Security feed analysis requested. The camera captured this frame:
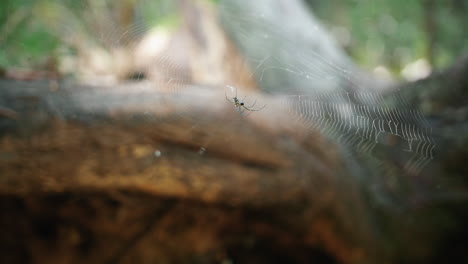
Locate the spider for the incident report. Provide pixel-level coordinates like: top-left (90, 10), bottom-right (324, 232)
top-left (225, 85), bottom-right (266, 114)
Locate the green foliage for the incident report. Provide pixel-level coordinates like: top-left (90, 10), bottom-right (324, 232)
top-left (0, 0), bottom-right (58, 67)
top-left (308, 0), bottom-right (468, 72)
top-left (0, 0), bottom-right (181, 70)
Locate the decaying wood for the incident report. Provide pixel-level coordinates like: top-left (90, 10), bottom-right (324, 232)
top-left (0, 80), bottom-right (376, 263)
top-left (1, 55), bottom-right (466, 262)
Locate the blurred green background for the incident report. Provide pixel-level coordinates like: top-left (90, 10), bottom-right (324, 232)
top-left (0, 0), bottom-right (180, 75)
top-left (308, 0), bottom-right (468, 73)
top-left (0, 0), bottom-right (466, 78)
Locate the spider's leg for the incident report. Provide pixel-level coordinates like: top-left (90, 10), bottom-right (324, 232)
top-left (255, 104), bottom-right (267, 111)
top-left (225, 92), bottom-right (231, 103)
top-left (247, 99), bottom-right (258, 108)
top-left (242, 106), bottom-right (253, 111)
top-left (243, 104), bottom-right (266, 112)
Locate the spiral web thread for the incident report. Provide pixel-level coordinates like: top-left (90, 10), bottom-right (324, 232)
top-left (283, 92), bottom-right (435, 176)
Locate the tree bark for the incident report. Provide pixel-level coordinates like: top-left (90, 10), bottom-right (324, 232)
top-left (0, 80), bottom-right (375, 263)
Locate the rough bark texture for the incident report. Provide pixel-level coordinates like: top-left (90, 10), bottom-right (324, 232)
top-left (0, 80), bottom-right (374, 264)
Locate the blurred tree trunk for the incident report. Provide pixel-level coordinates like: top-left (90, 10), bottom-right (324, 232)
top-left (0, 55), bottom-right (466, 263)
top-left (0, 80), bottom-right (373, 264)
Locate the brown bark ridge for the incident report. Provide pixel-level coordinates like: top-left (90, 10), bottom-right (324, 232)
top-left (0, 80), bottom-right (375, 264)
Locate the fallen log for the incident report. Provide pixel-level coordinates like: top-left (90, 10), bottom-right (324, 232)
top-left (0, 80), bottom-right (374, 263)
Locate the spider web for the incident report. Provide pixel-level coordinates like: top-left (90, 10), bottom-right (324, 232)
top-left (283, 92), bottom-right (435, 176)
top-left (218, 0), bottom-right (436, 176)
top-left (13, 0), bottom-right (437, 176)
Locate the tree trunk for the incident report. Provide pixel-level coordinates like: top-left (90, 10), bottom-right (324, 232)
top-left (0, 79), bottom-right (375, 263)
